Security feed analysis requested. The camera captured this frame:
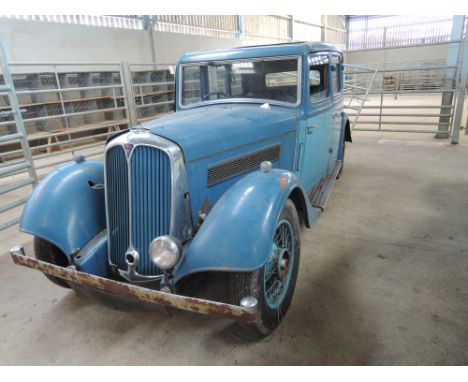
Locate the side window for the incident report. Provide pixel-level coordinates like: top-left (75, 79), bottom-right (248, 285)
top-left (309, 54), bottom-right (329, 102)
top-left (331, 55), bottom-right (343, 94)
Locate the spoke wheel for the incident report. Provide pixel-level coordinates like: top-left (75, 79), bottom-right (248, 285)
top-left (264, 220), bottom-right (295, 310)
top-left (229, 199), bottom-right (301, 340)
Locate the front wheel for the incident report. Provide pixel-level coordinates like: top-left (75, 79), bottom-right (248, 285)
top-left (34, 237), bottom-right (71, 288)
top-left (229, 199), bottom-right (301, 339)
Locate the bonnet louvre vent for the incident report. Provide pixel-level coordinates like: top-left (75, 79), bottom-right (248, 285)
top-left (207, 144), bottom-right (280, 187)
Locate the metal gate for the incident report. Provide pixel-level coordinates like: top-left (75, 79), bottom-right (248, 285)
top-left (0, 39), bottom-right (38, 231)
top-left (0, 57), bottom-right (177, 231)
top-left (343, 61), bottom-right (458, 134)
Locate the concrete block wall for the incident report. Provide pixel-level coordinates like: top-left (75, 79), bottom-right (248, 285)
top-left (0, 16), bottom-right (347, 67)
top-left (0, 17), bottom-right (241, 66)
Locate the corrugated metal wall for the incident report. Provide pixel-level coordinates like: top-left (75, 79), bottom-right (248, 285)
top-left (348, 16), bottom-right (454, 50)
top-left (2, 15), bottom-right (346, 46)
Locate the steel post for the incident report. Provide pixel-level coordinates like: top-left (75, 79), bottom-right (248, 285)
top-left (120, 61), bottom-right (138, 127)
top-left (237, 15), bottom-right (245, 40)
top-left (451, 22), bottom-right (468, 144)
top-left (436, 15), bottom-right (465, 138)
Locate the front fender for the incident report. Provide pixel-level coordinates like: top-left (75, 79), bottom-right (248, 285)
top-left (20, 160), bottom-right (105, 259)
top-left (174, 169), bottom-right (321, 283)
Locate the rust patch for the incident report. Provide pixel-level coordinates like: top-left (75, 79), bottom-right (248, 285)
top-left (11, 252), bottom-right (257, 322)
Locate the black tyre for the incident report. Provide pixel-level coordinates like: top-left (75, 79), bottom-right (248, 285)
top-left (337, 137), bottom-right (346, 179)
top-left (34, 237), bottom-right (71, 289)
top-left (229, 199), bottom-right (301, 340)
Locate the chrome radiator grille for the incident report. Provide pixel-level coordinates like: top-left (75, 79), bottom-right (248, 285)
top-left (130, 146), bottom-right (171, 275)
top-left (106, 145), bottom-right (130, 271)
top-left (105, 144), bottom-right (172, 276)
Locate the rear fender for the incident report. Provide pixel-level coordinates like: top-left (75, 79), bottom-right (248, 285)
top-left (338, 116), bottom-right (351, 162)
top-left (20, 160), bottom-right (106, 260)
top-left (174, 169), bottom-right (321, 283)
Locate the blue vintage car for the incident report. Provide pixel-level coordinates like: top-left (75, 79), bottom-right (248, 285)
top-left (11, 42), bottom-right (351, 338)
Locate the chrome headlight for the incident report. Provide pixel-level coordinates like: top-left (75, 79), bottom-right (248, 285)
top-left (149, 236), bottom-right (181, 270)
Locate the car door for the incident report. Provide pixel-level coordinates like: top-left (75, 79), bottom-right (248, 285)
top-left (328, 53), bottom-right (344, 171)
top-left (299, 53), bottom-right (332, 192)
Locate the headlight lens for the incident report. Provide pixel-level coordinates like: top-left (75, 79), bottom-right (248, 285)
top-left (149, 236), bottom-right (181, 270)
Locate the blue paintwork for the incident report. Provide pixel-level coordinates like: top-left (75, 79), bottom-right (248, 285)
top-left (173, 169), bottom-right (321, 283)
top-left (74, 235), bottom-right (109, 277)
top-left (20, 160), bottom-right (105, 259)
top-left (142, 104), bottom-right (299, 226)
top-left (143, 104), bottom-right (299, 163)
top-left (178, 42), bottom-right (341, 65)
top-left (20, 42), bottom-right (349, 289)
top-left (183, 132), bottom-right (296, 226)
top-left (168, 44), bottom-right (347, 280)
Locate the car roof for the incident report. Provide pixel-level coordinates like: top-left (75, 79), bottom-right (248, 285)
top-left (178, 42), bottom-right (341, 64)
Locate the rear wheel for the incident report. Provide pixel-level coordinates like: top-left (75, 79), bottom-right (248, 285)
top-left (229, 199), bottom-right (300, 340)
top-left (34, 237), bottom-right (71, 288)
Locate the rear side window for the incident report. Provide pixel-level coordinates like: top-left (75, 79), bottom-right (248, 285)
top-left (309, 54), bottom-right (329, 102)
top-left (331, 54), bottom-right (343, 94)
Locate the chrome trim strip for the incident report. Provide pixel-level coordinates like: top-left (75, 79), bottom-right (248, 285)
top-left (104, 129), bottom-right (192, 281)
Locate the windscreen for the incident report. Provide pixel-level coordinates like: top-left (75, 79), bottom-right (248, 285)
top-left (181, 57), bottom-right (300, 107)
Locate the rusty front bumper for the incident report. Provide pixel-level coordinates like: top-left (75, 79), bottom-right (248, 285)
top-left (10, 246), bottom-right (258, 322)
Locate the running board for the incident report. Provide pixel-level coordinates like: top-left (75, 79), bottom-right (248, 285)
top-left (308, 160), bottom-right (342, 211)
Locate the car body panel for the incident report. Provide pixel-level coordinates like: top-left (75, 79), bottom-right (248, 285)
top-left (16, 42), bottom-right (350, 313)
top-left (178, 42), bottom-right (341, 65)
top-left (20, 161), bottom-right (105, 259)
top-left (144, 103), bottom-right (299, 162)
top-left (173, 168), bottom-right (321, 283)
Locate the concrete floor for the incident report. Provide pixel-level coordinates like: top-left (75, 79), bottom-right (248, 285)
top-left (0, 131), bottom-right (467, 365)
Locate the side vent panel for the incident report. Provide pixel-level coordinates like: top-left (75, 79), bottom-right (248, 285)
top-left (207, 145), bottom-right (281, 187)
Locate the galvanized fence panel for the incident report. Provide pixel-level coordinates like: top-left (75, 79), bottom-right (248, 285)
top-left (129, 63), bottom-right (176, 124)
top-left (0, 62), bottom-right (130, 172)
top-left (0, 42), bottom-right (38, 231)
top-left (0, 59), bottom-right (182, 231)
top-left (344, 61), bottom-right (458, 134)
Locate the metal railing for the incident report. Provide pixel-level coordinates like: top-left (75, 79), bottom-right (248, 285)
top-left (343, 64), bottom-right (378, 131)
top-left (0, 57), bottom-right (180, 231)
top-left (0, 62), bottom-right (130, 173)
top-left (0, 40), bottom-right (38, 231)
top-left (129, 63), bottom-right (176, 124)
top-left (343, 61), bottom-right (458, 133)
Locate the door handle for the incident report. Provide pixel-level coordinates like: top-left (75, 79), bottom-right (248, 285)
top-left (307, 123), bottom-right (317, 134)
top-left (332, 112), bottom-right (342, 119)
top-left (295, 143), bottom-right (304, 172)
